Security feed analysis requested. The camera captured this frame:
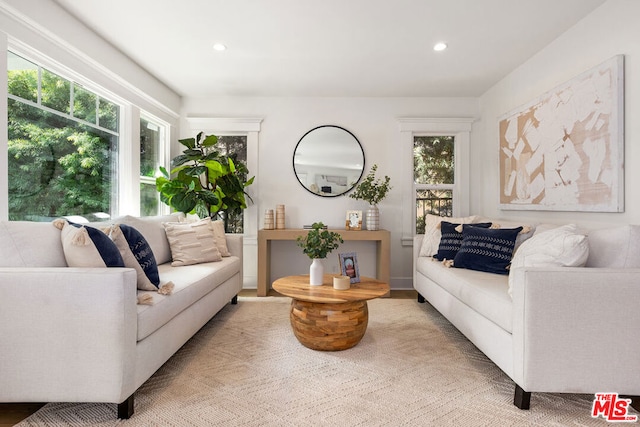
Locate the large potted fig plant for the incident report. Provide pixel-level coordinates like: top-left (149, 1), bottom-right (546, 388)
top-left (156, 132), bottom-right (254, 231)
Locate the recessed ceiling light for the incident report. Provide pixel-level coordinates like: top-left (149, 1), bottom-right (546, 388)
top-left (213, 43), bottom-right (227, 51)
top-left (433, 42), bottom-right (448, 52)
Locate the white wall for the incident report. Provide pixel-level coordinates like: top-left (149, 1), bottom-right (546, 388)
top-left (0, 0), bottom-right (181, 118)
top-left (474, 0), bottom-right (640, 229)
top-left (181, 97), bottom-right (479, 289)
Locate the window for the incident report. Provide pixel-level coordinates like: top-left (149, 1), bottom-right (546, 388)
top-left (212, 135), bottom-right (248, 233)
top-left (7, 51), bottom-right (120, 221)
top-left (398, 118), bottom-right (472, 243)
top-left (185, 117), bottom-right (262, 236)
top-left (414, 136), bottom-right (455, 233)
top-left (140, 116), bottom-right (166, 216)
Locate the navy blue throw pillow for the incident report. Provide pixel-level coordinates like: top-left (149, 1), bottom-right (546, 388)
top-left (433, 222), bottom-right (492, 261)
top-left (453, 226), bottom-right (523, 274)
top-left (120, 224), bottom-right (160, 287)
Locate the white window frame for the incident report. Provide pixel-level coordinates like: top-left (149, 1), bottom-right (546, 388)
top-left (137, 112), bottom-right (171, 216)
top-left (399, 118), bottom-right (474, 245)
top-left (1, 38), bottom-right (178, 220)
top-left (185, 117), bottom-right (262, 237)
top-left (6, 46), bottom-right (127, 219)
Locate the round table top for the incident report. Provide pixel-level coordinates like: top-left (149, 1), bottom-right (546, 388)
top-left (272, 274), bottom-right (389, 303)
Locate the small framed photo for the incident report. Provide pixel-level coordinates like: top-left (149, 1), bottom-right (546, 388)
top-left (345, 210), bottom-right (362, 231)
top-left (339, 252), bottom-right (360, 283)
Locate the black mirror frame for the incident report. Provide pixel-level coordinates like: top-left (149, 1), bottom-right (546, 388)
top-left (292, 125), bottom-right (365, 197)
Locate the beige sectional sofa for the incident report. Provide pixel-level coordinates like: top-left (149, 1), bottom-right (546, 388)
top-left (413, 215), bottom-right (640, 409)
top-left (0, 214), bottom-right (243, 418)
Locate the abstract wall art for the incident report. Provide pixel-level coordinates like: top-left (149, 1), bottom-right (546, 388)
top-left (499, 55), bottom-right (624, 212)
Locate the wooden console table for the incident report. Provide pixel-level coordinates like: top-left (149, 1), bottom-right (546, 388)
top-left (257, 228), bottom-right (390, 297)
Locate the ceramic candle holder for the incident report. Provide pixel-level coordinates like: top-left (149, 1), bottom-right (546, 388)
top-left (333, 275), bottom-right (351, 290)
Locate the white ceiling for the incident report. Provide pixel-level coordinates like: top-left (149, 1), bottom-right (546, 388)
top-left (54, 0), bottom-right (606, 98)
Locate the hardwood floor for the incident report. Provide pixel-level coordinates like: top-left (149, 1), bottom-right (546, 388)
top-left (0, 288), bottom-right (417, 425)
top-left (0, 403), bottom-right (45, 427)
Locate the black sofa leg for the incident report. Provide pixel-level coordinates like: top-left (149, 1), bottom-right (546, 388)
top-left (231, 294), bottom-right (238, 305)
top-left (417, 293), bottom-right (425, 303)
top-left (514, 384), bottom-right (531, 410)
top-left (117, 394), bottom-right (134, 419)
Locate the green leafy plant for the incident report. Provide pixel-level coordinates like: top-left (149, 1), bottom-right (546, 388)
top-left (155, 132), bottom-right (254, 230)
top-left (349, 164), bottom-right (392, 206)
top-left (296, 222), bottom-right (344, 259)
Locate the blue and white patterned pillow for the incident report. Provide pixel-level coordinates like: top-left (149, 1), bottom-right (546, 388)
top-left (120, 224), bottom-right (160, 287)
top-left (103, 224), bottom-right (160, 291)
top-left (434, 221), bottom-right (492, 261)
top-left (453, 225), bottom-right (523, 274)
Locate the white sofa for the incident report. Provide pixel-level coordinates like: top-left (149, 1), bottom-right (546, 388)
top-left (413, 216), bottom-right (640, 409)
top-left (0, 214), bottom-right (243, 418)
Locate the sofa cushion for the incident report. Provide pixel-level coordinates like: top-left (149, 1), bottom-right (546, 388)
top-left (136, 256), bottom-right (241, 340)
top-left (475, 217), bottom-right (536, 254)
top-left (163, 218), bottom-right (222, 266)
top-left (454, 226), bottom-right (522, 275)
top-left (103, 224), bottom-right (160, 291)
top-left (211, 219), bottom-right (231, 257)
top-left (419, 214), bottom-right (478, 258)
top-left (509, 224), bottom-right (589, 297)
top-left (0, 221), bottom-right (67, 267)
top-left (416, 257), bottom-right (512, 333)
top-left (586, 225), bottom-right (640, 268)
top-left (58, 221), bottom-right (125, 268)
top-left (434, 221), bottom-right (492, 261)
top-left (115, 214), bottom-right (183, 265)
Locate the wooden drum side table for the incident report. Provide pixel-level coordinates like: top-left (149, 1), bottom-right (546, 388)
top-left (272, 274), bottom-right (390, 351)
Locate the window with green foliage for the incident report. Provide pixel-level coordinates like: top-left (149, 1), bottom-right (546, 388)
top-left (214, 135), bottom-right (248, 233)
top-left (140, 117), bottom-right (165, 216)
top-left (7, 51), bottom-right (120, 221)
top-left (414, 136), bottom-right (455, 233)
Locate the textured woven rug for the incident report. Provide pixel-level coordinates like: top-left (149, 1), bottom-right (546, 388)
top-left (18, 297), bottom-right (620, 426)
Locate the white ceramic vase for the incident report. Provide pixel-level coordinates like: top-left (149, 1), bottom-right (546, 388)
top-left (366, 205), bottom-right (380, 231)
top-left (309, 258), bottom-right (324, 286)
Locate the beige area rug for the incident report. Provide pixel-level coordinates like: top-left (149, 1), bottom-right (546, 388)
top-left (18, 297), bottom-right (622, 426)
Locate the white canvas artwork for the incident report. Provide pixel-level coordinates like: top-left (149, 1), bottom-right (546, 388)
top-left (499, 55), bottom-right (624, 212)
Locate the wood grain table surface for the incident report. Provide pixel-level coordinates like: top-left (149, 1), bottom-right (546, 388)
top-left (272, 274), bottom-right (389, 303)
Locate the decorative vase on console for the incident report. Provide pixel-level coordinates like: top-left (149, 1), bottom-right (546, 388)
top-left (366, 205), bottom-right (380, 231)
top-left (348, 164), bottom-right (391, 231)
top-left (296, 222), bottom-right (343, 286)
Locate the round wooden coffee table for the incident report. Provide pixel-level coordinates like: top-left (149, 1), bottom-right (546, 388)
top-left (272, 274), bottom-right (390, 351)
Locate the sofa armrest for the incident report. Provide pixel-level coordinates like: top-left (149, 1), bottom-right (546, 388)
top-left (511, 266), bottom-right (640, 394)
top-left (413, 235), bottom-right (424, 286)
top-left (225, 233), bottom-right (243, 260)
top-left (0, 267), bottom-right (138, 402)
top-left (225, 233), bottom-right (243, 287)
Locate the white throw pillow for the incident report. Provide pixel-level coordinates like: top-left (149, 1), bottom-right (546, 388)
top-left (210, 219), bottom-right (231, 257)
top-left (508, 224), bottom-right (589, 297)
top-left (163, 218), bottom-right (222, 266)
top-left (418, 214), bottom-right (477, 258)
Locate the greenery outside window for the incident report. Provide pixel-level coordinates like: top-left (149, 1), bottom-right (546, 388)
top-left (214, 135), bottom-right (248, 233)
top-left (140, 116), bottom-right (166, 216)
top-left (414, 136), bottom-right (455, 234)
top-left (7, 51), bottom-right (120, 222)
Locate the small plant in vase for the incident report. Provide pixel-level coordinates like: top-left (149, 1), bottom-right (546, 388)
top-left (348, 164), bottom-right (392, 230)
top-left (296, 222), bottom-right (343, 286)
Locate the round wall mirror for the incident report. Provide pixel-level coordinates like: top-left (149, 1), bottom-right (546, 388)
top-left (293, 125), bottom-right (365, 197)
